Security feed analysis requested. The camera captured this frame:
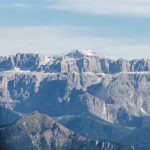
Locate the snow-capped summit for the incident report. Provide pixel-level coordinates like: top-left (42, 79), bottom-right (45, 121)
top-left (65, 49), bottom-right (99, 58)
top-left (79, 49), bottom-right (99, 56)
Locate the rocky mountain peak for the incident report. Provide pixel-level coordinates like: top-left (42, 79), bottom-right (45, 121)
top-left (65, 49), bottom-right (99, 58)
top-left (0, 113), bottom-right (134, 150)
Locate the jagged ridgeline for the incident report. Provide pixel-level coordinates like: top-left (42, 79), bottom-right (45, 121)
top-left (0, 49), bottom-right (150, 73)
top-left (0, 112), bottom-right (133, 150)
top-left (0, 49), bottom-right (150, 150)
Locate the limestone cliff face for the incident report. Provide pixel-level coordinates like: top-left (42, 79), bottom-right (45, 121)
top-left (1, 50), bottom-right (150, 149)
top-left (0, 65), bottom-right (150, 126)
top-left (0, 50), bottom-right (150, 73)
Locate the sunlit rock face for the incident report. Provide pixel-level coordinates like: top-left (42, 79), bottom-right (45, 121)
top-left (1, 50), bottom-right (150, 149)
top-left (0, 50), bottom-right (150, 73)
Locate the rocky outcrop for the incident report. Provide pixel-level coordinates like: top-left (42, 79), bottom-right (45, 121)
top-left (0, 112), bottom-right (134, 150)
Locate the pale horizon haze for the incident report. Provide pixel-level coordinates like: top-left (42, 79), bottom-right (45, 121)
top-left (1, 0), bottom-right (150, 59)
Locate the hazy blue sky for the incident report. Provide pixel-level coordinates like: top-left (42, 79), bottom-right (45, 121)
top-left (1, 0), bottom-right (150, 58)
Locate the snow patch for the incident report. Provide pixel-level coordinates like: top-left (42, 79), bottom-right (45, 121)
top-left (118, 71), bottom-right (150, 75)
top-left (58, 97), bottom-right (63, 103)
top-left (39, 56), bottom-right (50, 66)
top-left (140, 108), bottom-right (149, 116)
top-left (79, 49), bottom-right (98, 56)
top-left (66, 49), bottom-right (99, 58)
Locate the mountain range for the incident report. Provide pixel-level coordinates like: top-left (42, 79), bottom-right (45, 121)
top-left (1, 49), bottom-right (150, 149)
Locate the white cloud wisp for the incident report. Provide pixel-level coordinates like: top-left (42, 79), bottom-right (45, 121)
top-left (0, 26), bottom-right (150, 59)
top-left (48, 0), bottom-right (150, 17)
